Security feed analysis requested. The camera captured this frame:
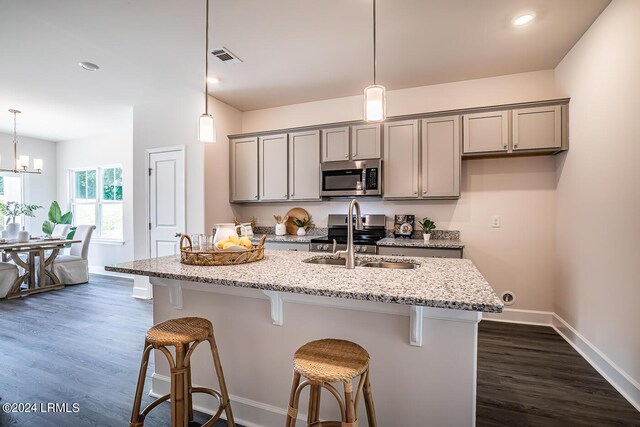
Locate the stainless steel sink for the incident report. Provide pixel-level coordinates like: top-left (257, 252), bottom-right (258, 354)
top-left (304, 257), bottom-right (418, 269)
top-left (360, 261), bottom-right (418, 269)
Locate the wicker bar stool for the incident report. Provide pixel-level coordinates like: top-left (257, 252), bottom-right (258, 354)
top-left (130, 317), bottom-right (235, 427)
top-left (285, 339), bottom-right (377, 427)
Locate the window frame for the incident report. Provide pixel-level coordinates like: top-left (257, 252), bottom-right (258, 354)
top-left (69, 165), bottom-right (124, 242)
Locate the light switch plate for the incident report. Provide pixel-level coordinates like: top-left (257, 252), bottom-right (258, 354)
top-left (491, 215), bottom-right (501, 228)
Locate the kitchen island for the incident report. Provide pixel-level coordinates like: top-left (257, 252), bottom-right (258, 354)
top-left (107, 250), bottom-right (502, 426)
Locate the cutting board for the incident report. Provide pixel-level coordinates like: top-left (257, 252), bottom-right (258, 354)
top-left (285, 207), bottom-right (310, 235)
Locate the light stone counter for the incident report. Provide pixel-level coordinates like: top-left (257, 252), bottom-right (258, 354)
top-left (107, 250), bottom-right (500, 312)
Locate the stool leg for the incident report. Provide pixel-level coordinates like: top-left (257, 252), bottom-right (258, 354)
top-left (208, 335), bottom-right (235, 427)
top-left (185, 343), bottom-right (194, 423)
top-left (307, 383), bottom-right (321, 424)
top-left (285, 371), bottom-right (301, 427)
top-left (343, 380), bottom-right (357, 427)
top-left (130, 341), bottom-right (152, 427)
top-left (363, 370), bottom-right (377, 427)
top-left (170, 344), bottom-right (190, 427)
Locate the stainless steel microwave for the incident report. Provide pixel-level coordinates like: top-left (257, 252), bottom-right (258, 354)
top-left (320, 159), bottom-right (382, 197)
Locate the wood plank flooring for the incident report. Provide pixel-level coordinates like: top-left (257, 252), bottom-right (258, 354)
top-left (0, 275), bottom-right (232, 427)
top-left (477, 321), bottom-right (640, 426)
top-left (1, 276), bottom-right (638, 426)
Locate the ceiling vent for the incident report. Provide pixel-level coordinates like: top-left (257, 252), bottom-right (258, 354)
top-left (211, 47), bottom-right (242, 64)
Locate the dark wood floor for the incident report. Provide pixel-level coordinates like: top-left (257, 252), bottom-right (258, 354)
top-left (477, 321), bottom-right (640, 426)
top-left (0, 275), bottom-right (231, 427)
top-left (1, 276), bottom-right (638, 426)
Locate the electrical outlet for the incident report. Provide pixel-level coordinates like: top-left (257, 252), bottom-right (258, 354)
top-left (491, 215), bottom-right (501, 228)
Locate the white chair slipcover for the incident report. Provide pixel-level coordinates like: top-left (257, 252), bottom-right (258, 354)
top-left (0, 262), bottom-right (18, 298)
top-left (51, 224), bottom-right (96, 285)
top-left (51, 224), bottom-right (71, 239)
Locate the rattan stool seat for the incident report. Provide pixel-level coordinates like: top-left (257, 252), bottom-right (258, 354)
top-left (293, 338), bottom-right (370, 383)
top-left (146, 317), bottom-right (212, 347)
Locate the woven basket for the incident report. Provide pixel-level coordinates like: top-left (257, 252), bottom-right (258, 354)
top-left (180, 235), bottom-right (267, 266)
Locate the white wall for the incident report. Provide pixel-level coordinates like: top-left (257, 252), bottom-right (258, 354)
top-left (232, 70), bottom-right (563, 312)
top-left (0, 132), bottom-right (57, 232)
top-left (554, 0), bottom-right (640, 389)
top-left (56, 110), bottom-right (134, 269)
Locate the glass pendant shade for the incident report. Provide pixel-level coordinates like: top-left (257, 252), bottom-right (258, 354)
top-left (33, 158), bottom-right (43, 171)
top-left (364, 84), bottom-right (386, 122)
top-left (18, 155), bottom-right (29, 169)
top-left (198, 114), bottom-right (216, 143)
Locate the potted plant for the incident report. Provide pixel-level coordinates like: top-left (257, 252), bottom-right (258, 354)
top-left (293, 218), bottom-right (310, 236)
top-left (42, 201), bottom-right (75, 239)
top-left (0, 201), bottom-right (42, 239)
top-left (418, 217), bottom-right (436, 241)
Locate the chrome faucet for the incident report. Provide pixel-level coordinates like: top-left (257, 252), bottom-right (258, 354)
top-left (336, 199), bottom-right (363, 269)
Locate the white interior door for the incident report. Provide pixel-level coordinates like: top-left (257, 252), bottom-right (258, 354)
top-left (148, 147), bottom-right (185, 258)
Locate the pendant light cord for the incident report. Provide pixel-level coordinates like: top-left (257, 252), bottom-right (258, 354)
top-left (373, 0), bottom-right (377, 85)
top-left (204, 0), bottom-right (209, 115)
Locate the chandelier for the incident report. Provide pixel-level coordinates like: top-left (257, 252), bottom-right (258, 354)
top-left (1, 109), bottom-right (43, 174)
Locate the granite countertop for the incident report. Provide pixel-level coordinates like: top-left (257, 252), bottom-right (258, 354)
top-left (250, 234), bottom-right (316, 243)
top-left (106, 251), bottom-right (502, 313)
top-left (376, 237), bottom-right (465, 249)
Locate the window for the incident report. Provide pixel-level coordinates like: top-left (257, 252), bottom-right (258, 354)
top-left (70, 166), bottom-right (123, 240)
top-left (0, 174), bottom-right (24, 232)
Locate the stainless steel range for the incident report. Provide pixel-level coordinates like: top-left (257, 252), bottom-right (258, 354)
top-left (310, 214), bottom-right (386, 254)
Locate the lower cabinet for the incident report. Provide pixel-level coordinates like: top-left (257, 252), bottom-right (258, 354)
top-left (377, 246), bottom-right (463, 259)
top-left (264, 242), bottom-right (310, 251)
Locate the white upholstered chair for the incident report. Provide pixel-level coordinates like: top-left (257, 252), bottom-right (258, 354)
top-left (51, 224), bottom-right (71, 239)
top-left (51, 224), bottom-right (96, 285)
top-left (0, 262), bottom-right (18, 298)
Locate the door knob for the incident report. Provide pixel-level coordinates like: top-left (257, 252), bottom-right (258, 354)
top-left (174, 232), bottom-right (182, 237)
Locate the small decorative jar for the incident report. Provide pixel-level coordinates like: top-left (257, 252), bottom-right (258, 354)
top-left (296, 227), bottom-right (306, 236)
top-left (275, 223), bottom-right (286, 236)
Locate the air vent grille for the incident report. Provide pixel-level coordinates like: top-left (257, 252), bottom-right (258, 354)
top-left (211, 47), bottom-right (242, 64)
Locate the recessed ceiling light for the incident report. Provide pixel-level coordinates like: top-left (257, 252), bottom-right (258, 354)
top-left (207, 77), bottom-right (220, 84)
top-left (78, 61), bottom-right (100, 71)
top-left (512, 13), bottom-right (536, 26)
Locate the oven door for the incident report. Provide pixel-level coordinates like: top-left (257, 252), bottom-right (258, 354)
top-left (321, 160), bottom-right (381, 197)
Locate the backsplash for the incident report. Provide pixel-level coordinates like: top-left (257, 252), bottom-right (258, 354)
top-left (253, 225), bottom-right (459, 240)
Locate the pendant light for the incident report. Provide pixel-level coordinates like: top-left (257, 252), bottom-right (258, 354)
top-left (364, 0), bottom-right (386, 122)
top-left (0, 109), bottom-right (43, 174)
top-left (198, 0), bottom-right (216, 143)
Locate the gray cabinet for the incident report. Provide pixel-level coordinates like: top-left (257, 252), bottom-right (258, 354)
top-left (351, 124), bottom-right (381, 160)
top-left (377, 246), bottom-right (463, 259)
top-left (512, 105), bottom-right (561, 151)
top-left (321, 127), bottom-right (350, 162)
top-left (462, 110), bottom-right (509, 154)
top-left (259, 134), bottom-right (288, 201)
top-left (230, 137), bottom-right (258, 202)
top-left (384, 120), bottom-right (420, 199)
top-left (421, 116), bottom-right (460, 198)
top-left (289, 130), bottom-right (320, 200)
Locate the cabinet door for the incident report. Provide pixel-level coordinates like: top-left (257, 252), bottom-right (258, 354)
top-left (259, 134), bottom-right (288, 201)
top-left (383, 120), bottom-right (419, 198)
top-left (322, 127), bottom-right (350, 162)
top-left (462, 111), bottom-right (509, 154)
top-left (421, 116), bottom-right (460, 198)
top-left (513, 105), bottom-right (561, 151)
top-left (351, 124), bottom-right (381, 160)
top-left (289, 130), bottom-right (320, 200)
top-left (230, 137), bottom-right (258, 202)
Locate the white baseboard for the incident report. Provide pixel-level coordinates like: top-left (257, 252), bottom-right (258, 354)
top-left (552, 314), bottom-right (640, 412)
top-left (151, 372), bottom-right (305, 427)
top-left (89, 266), bottom-right (134, 280)
top-left (483, 308), bottom-right (554, 326)
top-left (483, 308), bottom-right (640, 412)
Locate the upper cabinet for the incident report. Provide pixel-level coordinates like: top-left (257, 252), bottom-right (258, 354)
top-left (462, 111), bottom-right (509, 154)
top-left (351, 124), bottom-right (381, 160)
top-left (289, 130), bottom-right (321, 200)
top-left (384, 120), bottom-right (420, 199)
top-left (421, 116), bottom-right (460, 198)
top-left (230, 137), bottom-right (258, 202)
top-left (321, 127), bottom-right (350, 162)
top-left (512, 105), bottom-right (561, 151)
top-left (259, 134), bottom-right (288, 201)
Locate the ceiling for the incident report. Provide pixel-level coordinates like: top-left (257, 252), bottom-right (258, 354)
top-left (0, 0), bottom-right (610, 141)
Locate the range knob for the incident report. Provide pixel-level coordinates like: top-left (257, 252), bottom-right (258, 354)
top-left (322, 244), bottom-right (329, 251)
top-left (355, 246), bottom-right (361, 252)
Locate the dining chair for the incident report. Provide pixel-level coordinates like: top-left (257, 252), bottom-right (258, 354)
top-left (50, 225), bottom-right (96, 285)
top-left (0, 262), bottom-right (19, 299)
top-left (51, 224), bottom-right (71, 239)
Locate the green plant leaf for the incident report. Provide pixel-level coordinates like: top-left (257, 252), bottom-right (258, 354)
top-left (42, 220), bottom-right (54, 235)
top-left (48, 201), bottom-right (62, 223)
top-left (60, 212), bottom-right (73, 225)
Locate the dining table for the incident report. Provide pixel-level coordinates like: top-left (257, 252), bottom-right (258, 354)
top-left (0, 238), bottom-right (81, 299)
